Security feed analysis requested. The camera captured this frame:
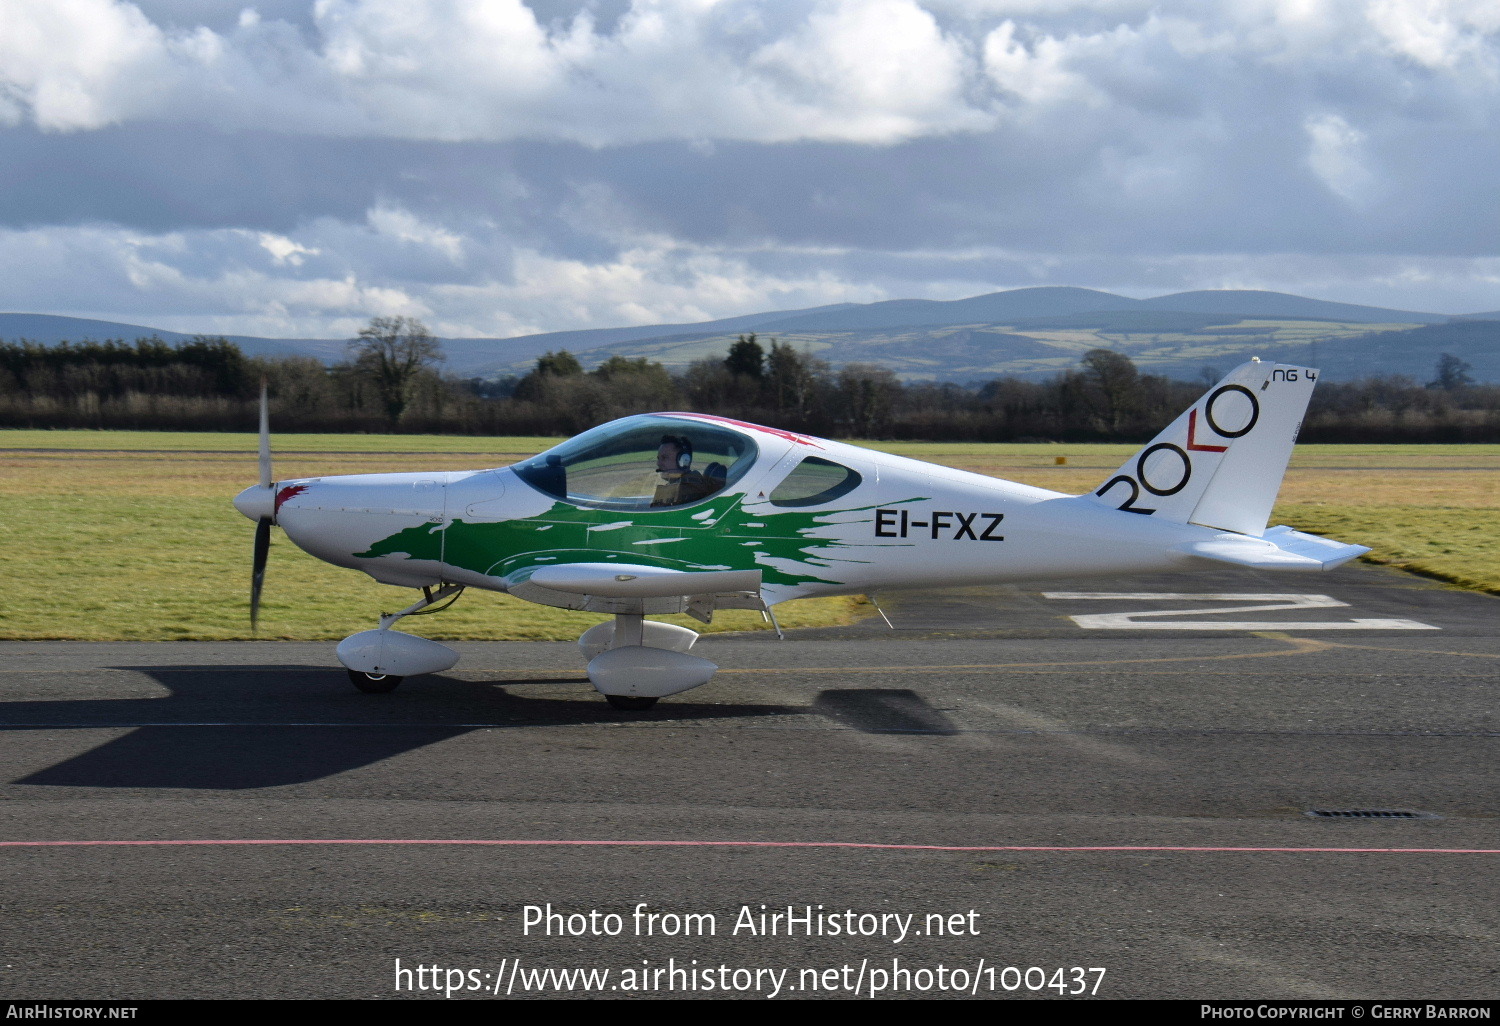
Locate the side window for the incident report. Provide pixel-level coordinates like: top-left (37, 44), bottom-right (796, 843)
top-left (768, 457), bottom-right (862, 507)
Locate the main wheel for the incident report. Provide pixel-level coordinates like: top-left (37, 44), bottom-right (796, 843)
top-left (605, 694), bottom-right (659, 711)
top-left (349, 669), bottom-right (403, 694)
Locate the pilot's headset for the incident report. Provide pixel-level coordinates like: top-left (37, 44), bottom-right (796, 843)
top-left (662, 434), bottom-right (693, 470)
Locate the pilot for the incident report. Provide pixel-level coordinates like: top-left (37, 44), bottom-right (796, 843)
top-left (652, 434), bottom-right (714, 507)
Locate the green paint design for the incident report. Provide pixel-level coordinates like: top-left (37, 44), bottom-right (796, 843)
top-left (355, 494), bottom-right (923, 587)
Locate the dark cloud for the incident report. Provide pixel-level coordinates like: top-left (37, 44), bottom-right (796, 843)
top-left (0, 125), bottom-right (374, 232)
top-left (0, 0), bottom-right (1497, 333)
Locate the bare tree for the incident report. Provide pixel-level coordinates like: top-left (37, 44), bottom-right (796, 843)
top-left (347, 316), bottom-right (444, 426)
top-left (838, 363), bottom-right (900, 437)
top-left (1081, 348), bottom-right (1140, 434)
top-left (766, 339), bottom-right (826, 418)
top-left (1428, 353), bottom-right (1476, 390)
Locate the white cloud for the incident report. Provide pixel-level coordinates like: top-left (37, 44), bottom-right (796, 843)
top-left (365, 204), bottom-right (465, 262)
top-left (0, 0), bottom-right (995, 144)
top-left (8, 215), bottom-right (1500, 345)
top-left (0, 221), bottom-right (428, 336)
top-left (2, 0), bottom-right (1498, 149)
top-left (257, 232), bottom-right (321, 265)
top-left (1305, 113), bottom-right (1378, 204)
top-left (983, 19), bottom-right (1101, 107)
top-left (0, 218), bottom-right (889, 338)
top-left (0, 0), bottom-right (171, 130)
top-left (751, 0), bottom-right (988, 141)
top-left (3, 1), bottom-right (1500, 329)
top-left (451, 241), bottom-right (888, 333)
top-left (1367, 0), bottom-right (1500, 70)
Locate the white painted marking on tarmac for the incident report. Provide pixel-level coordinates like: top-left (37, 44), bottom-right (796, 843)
top-left (1042, 593), bottom-right (1440, 630)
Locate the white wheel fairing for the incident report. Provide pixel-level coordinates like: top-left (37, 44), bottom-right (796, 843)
top-left (586, 646), bottom-right (718, 697)
top-left (336, 629), bottom-right (459, 677)
top-left (578, 620), bottom-right (699, 661)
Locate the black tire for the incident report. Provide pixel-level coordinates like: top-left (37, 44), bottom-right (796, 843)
top-left (349, 669), bottom-right (403, 694)
top-left (605, 694), bottom-right (659, 711)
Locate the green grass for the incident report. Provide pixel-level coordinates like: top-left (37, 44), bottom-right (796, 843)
top-left (1276, 505), bottom-right (1500, 596)
top-left (1, 433), bottom-right (1495, 641)
top-left (0, 492), bottom-right (864, 641)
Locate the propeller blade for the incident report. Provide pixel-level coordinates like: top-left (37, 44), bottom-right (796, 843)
top-left (251, 516), bottom-right (271, 630)
top-left (258, 379), bottom-right (272, 489)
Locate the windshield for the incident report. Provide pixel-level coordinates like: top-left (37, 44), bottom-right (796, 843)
top-left (512, 415), bottom-right (760, 510)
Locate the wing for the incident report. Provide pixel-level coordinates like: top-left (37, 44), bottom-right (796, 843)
top-left (504, 562), bottom-right (765, 621)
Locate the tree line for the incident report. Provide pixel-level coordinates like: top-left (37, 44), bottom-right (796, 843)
top-left (1, 319), bottom-right (1496, 442)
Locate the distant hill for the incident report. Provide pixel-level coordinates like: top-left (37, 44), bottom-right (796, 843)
top-left (0, 313), bottom-right (341, 363)
top-left (748, 287), bottom-right (1134, 332)
top-left (2, 288), bottom-right (1493, 382)
top-left (1315, 320), bottom-right (1500, 382)
top-left (746, 287), bottom-right (1449, 333)
top-left (1132, 290), bottom-right (1450, 324)
top-left (0, 314), bottom-right (204, 345)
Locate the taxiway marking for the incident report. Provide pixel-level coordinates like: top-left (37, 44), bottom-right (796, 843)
top-left (1044, 592), bottom-right (1439, 630)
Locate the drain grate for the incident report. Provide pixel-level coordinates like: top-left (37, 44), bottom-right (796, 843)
top-left (1305, 808), bottom-right (1441, 820)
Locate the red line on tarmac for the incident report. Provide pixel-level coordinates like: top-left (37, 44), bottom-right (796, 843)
top-left (0, 839), bottom-right (1495, 854)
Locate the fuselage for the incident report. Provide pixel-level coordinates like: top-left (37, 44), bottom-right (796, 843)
top-left (246, 413), bottom-right (1220, 609)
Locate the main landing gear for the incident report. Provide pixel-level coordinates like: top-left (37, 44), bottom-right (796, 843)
top-left (335, 592), bottom-right (724, 711)
top-left (580, 612), bottom-right (716, 711)
top-left (349, 670), bottom-right (402, 693)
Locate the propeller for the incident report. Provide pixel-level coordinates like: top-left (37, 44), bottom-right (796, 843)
top-left (231, 381), bottom-right (276, 630)
top-left (252, 380), bottom-right (271, 629)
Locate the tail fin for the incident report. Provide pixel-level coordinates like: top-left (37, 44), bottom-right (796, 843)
top-left (1088, 359), bottom-right (1316, 537)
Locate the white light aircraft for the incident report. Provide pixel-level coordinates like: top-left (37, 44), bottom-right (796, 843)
top-left (233, 359), bottom-right (1367, 710)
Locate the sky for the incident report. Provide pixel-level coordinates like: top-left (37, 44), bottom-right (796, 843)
top-left (1, 0), bottom-right (1499, 339)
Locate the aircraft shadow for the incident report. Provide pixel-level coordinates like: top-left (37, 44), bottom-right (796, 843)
top-left (6, 665), bottom-right (932, 790)
top-left (812, 688), bottom-right (959, 735)
top-left (15, 723), bottom-right (473, 790)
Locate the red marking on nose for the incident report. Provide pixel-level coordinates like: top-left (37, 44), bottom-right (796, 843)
top-left (274, 484), bottom-right (308, 514)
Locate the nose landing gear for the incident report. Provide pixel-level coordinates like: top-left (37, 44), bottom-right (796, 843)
top-left (348, 670), bottom-right (403, 694)
top-left (604, 694), bottom-right (659, 711)
top-left (336, 584), bottom-right (465, 693)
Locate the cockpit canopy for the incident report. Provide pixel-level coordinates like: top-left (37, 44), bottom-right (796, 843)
top-left (512, 414), bottom-right (760, 511)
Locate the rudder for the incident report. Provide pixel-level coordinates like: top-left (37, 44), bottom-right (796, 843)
top-left (1088, 359), bottom-right (1317, 537)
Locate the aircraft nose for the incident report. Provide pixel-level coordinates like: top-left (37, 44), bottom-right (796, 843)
top-left (233, 484), bottom-right (275, 522)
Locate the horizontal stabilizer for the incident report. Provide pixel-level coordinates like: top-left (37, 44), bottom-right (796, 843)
top-left (1178, 526), bottom-right (1370, 571)
top-left (525, 563), bottom-right (762, 598)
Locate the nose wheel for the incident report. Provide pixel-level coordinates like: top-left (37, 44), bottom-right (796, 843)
top-left (348, 669), bottom-right (403, 694)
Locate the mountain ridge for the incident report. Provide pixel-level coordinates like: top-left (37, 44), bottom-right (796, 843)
top-left (2, 287), bottom-right (1493, 382)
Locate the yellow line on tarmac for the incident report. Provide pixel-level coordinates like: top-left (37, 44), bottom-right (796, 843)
top-left (1296, 640), bottom-right (1500, 660)
top-left (16, 634), bottom-right (1498, 680)
top-left (718, 633), bottom-right (1334, 673)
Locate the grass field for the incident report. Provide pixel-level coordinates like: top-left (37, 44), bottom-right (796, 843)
top-left (2, 430), bottom-right (1495, 641)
